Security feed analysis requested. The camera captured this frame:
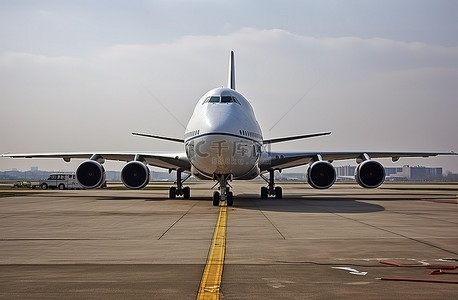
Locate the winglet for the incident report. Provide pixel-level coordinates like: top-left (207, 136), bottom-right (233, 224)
top-left (228, 51), bottom-right (235, 90)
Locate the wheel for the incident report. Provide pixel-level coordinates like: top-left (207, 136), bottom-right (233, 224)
top-left (275, 186), bottom-right (283, 199)
top-left (213, 191), bottom-right (220, 206)
top-left (58, 184), bottom-right (65, 190)
top-left (169, 187), bottom-right (177, 198)
top-left (41, 183), bottom-right (48, 190)
top-left (183, 186), bottom-right (190, 199)
top-left (261, 186), bottom-right (268, 199)
top-left (227, 191), bottom-right (233, 206)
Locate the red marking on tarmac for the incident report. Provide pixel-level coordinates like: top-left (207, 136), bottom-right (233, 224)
top-left (379, 261), bottom-right (456, 269)
top-left (379, 278), bottom-right (458, 284)
top-left (419, 199), bottom-right (457, 204)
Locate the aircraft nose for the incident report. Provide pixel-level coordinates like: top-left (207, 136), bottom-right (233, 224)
top-left (204, 110), bottom-right (239, 133)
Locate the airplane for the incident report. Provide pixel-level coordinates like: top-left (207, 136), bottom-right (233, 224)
top-left (2, 51), bottom-right (456, 206)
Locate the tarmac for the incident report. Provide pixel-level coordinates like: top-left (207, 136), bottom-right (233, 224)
top-left (0, 181), bottom-right (457, 299)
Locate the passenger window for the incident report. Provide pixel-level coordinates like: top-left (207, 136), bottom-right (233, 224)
top-left (209, 96), bottom-right (220, 103)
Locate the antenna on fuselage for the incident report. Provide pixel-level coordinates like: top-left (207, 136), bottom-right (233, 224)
top-left (228, 51), bottom-right (235, 90)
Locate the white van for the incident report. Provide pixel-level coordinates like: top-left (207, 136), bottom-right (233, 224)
top-left (40, 173), bottom-right (83, 190)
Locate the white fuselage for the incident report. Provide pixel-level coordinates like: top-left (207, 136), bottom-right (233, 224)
top-left (185, 88), bottom-right (263, 180)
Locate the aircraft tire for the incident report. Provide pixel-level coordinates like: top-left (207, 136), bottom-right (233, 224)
top-left (261, 187), bottom-right (268, 199)
top-left (183, 186), bottom-right (190, 199)
top-left (169, 187), bottom-right (177, 198)
top-left (275, 186), bottom-right (283, 199)
top-left (213, 191), bottom-right (220, 206)
top-left (227, 192), bottom-right (233, 206)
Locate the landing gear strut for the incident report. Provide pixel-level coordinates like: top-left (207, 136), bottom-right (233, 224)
top-left (212, 174), bottom-right (233, 207)
top-left (260, 170), bottom-right (282, 199)
top-left (169, 170), bottom-right (191, 199)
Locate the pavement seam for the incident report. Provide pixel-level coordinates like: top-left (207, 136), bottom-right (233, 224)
top-left (330, 212), bottom-right (458, 256)
top-left (256, 203), bottom-right (286, 240)
top-left (386, 209), bottom-right (458, 225)
top-left (158, 202), bottom-right (198, 240)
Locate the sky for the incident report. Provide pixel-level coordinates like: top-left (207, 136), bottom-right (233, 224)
top-left (1, 0), bottom-right (457, 173)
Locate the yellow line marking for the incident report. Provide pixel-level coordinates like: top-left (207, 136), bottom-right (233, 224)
top-left (197, 203), bottom-right (227, 300)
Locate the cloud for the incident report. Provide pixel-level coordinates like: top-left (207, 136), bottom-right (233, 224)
top-left (1, 28), bottom-right (457, 171)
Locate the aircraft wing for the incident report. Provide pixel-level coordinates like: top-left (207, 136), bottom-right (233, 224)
top-left (259, 151), bottom-right (457, 172)
top-left (1, 152), bottom-right (191, 172)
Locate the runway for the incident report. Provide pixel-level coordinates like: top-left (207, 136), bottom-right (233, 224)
top-left (1, 181), bottom-right (457, 299)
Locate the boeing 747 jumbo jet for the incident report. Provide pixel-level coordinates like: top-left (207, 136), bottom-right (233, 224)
top-left (2, 52), bottom-right (456, 206)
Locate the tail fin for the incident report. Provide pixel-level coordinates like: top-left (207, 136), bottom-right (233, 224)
top-left (227, 51), bottom-right (235, 90)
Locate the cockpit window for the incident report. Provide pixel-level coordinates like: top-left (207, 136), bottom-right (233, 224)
top-left (209, 96), bottom-right (220, 103)
top-left (232, 96), bottom-right (241, 104)
top-left (221, 96), bottom-right (232, 103)
top-left (202, 95), bottom-right (242, 105)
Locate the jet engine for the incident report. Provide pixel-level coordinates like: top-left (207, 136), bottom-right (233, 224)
top-left (121, 161), bottom-right (150, 189)
top-left (307, 161), bottom-right (336, 189)
top-left (76, 160), bottom-right (106, 189)
top-left (355, 160), bottom-right (385, 188)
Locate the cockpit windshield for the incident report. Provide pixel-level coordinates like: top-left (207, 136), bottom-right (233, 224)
top-left (202, 94), bottom-right (241, 105)
top-left (221, 96), bottom-right (232, 103)
top-left (209, 96), bottom-right (220, 103)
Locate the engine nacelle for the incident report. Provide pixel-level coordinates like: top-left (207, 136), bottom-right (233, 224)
top-left (121, 161), bottom-right (150, 189)
top-left (307, 161), bottom-right (336, 189)
top-left (355, 160), bottom-right (385, 188)
top-left (76, 160), bottom-right (106, 189)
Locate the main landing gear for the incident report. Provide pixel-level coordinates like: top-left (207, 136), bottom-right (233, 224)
top-left (260, 170), bottom-right (282, 199)
top-left (212, 174), bottom-right (233, 207)
top-left (169, 170), bottom-right (191, 199)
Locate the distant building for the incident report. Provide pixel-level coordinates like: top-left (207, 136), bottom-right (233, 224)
top-left (384, 167), bottom-right (404, 176)
top-left (106, 171), bottom-right (121, 181)
top-left (151, 171), bottom-right (175, 181)
top-left (335, 165), bottom-right (443, 181)
top-left (410, 166), bottom-right (442, 180)
top-left (276, 173), bottom-right (306, 181)
top-left (335, 165), bottom-right (356, 177)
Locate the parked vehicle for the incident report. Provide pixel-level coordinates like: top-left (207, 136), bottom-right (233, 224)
top-left (12, 181), bottom-right (38, 189)
top-left (39, 173), bottom-right (83, 190)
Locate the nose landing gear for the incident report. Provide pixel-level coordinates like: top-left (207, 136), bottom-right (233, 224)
top-left (212, 174), bottom-right (233, 206)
